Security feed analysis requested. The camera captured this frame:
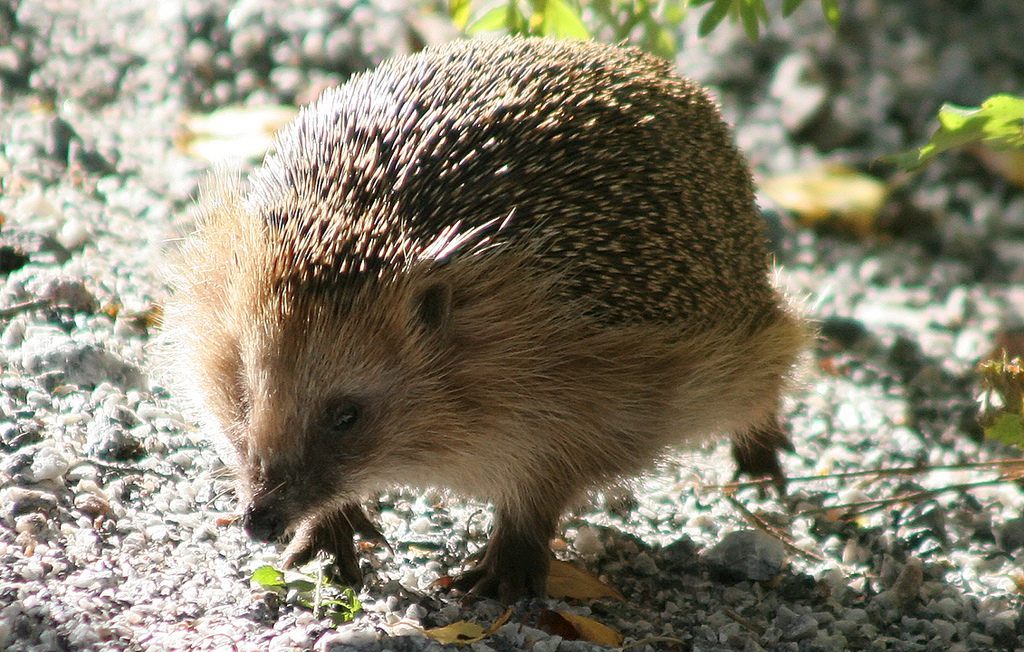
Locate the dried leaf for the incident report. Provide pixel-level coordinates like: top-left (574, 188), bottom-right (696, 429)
top-left (1011, 572), bottom-right (1024, 594)
top-left (546, 559), bottom-right (624, 601)
top-left (537, 610), bottom-right (624, 646)
top-left (430, 575), bottom-right (456, 590)
top-left (424, 621), bottom-right (485, 645)
top-left (974, 146), bottom-right (1024, 187)
top-left (100, 301), bottom-right (121, 319)
top-left (759, 166), bottom-right (889, 237)
top-left (423, 608), bottom-right (511, 646)
top-left (179, 105), bottom-right (297, 163)
top-left (536, 610), bottom-right (578, 639)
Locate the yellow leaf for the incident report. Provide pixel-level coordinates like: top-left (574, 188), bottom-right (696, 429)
top-left (759, 166), bottom-right (889, 237)
top-left (423, 621), bottom-right (486, 645)
top-left (556, 611), bottom-right (624, 647)
top-left (178, 105), bottom-right (297, 163)
top-left (974, 146), bottom-right (1024, 187)
top-left (546, 559), bottom-right (624, 601)
top-left (422, 608), bottom-right (511, 646)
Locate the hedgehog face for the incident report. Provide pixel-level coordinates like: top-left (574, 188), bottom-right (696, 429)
top-left (217, 276), bottom-right (464, 541)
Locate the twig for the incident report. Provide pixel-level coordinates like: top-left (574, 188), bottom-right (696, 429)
top-left (726, 495), bottom-right (827, 564)
top-left (620, 635), bottom-right (688, 650)
top-left (0, 299), bottom-right (50, 318)
top-left (793, 478), bottom-right (1011, 518)
top-left (313, 561), bottom-right (324, 620)
top-left (723, 607), bottom-right (765, 636)
top-left (705, 458), bottom-right (1024, 491)
top-left (67, 457), bottom-right (177, 481)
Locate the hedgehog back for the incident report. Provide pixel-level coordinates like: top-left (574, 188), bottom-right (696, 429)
top-left (246, 37), bottom-right (776, 327)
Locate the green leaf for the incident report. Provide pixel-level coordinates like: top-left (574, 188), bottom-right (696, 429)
top-left (893, 94), bottom-right (1024, 171)
top-left (783, 0), bottom-right (804, 16)
top-left (540, 0), bottom-right (590, 39)
top-left (986, 412), bottom-right (1024, 448)
top-left (663, 4), bottom-right (687, 23)
top-left (450, 0), bottom-right (472, 29)
top-left (251, 565), bottom-right (286, 589)
top-left (820, 0), bottom-right (840, 27)
top-left (698, 0), bottom-right (732, 36)
top-left (739, 0), bottom-right (761, 40)
top-left (649, 24), bottom-right (678, 59)
top-left (253, 563), bottom-right (362, 623)
top-left (329, 610), bottom-right (357, 625)
top-left (753, 0), bottom-right (770, 22)
top-left (467, 3), bottom-right (517, 34)
top-left (286, 579), bottom-right (317, 593)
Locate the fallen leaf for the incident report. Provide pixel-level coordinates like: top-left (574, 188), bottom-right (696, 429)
top-left (423, 620), bottom-right (485, 645)
top-left (422, 608), bottom-right (511, 646)
top-left (430, 575), bottom-right (456, 590)
top-left (178, 105), bottom-right (297, 163)
top-left (1011, 572), bottom-right (1024, 595)
top-left (536, 609), bottom-right (577, 639)
top-left (973, 146), bottom-right (1024, 187)
top-left (759, 166), bottom-right (889, 237)
top-left (537, 610), bottom-right (624, 646)
top-left (100, 301), bottom-right (121, 319)
top-left (546, 559), bottom-right (624, 601)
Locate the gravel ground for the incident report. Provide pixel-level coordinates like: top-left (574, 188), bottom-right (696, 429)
top-left (2, 0), bottom-right (1024, 650)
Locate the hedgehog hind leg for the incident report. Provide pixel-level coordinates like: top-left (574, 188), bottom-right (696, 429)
top-left (730, 414), bottom-right (794, 495)
top-left (452, 493), bottom-right (564, 603)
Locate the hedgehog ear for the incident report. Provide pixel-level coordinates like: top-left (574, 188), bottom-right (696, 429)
top-left (413, 281), bottom-right (452, 335)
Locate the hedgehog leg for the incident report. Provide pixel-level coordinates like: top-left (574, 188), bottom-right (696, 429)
top-left (731, 414), bottom-right (793, 494)
top-left (282, 503), bottom-right (384, 587)
top-left (452, 497), bottom-right (561, 603)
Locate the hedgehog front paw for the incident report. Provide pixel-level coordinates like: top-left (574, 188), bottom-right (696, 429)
top-left (282, 504), bottom-right (383, 587)
top-left (452, 532), bottom-right (551, 603)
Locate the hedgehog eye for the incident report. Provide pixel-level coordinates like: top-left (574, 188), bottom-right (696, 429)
top-left (325, 400), bottom-right (360, 435)
top-left (413, 281), bottom-right (452, 334)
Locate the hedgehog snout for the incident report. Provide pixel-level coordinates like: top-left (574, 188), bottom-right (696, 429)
top-left (241, 498), bottom-right (287, 542)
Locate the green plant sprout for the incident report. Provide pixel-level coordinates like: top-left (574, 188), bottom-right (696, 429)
top-left (894, 94), bottom-right (1024, 171)
top-left (978, 352), bottom-right (1024, 449)
top-left (251, 564), bottom-right (362, 625)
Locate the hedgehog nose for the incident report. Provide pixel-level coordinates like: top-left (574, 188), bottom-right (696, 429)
top-left (241, 502), bottom-right (286, 542)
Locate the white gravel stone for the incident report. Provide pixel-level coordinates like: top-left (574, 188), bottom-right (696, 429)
top-left (29, 446), bottom-right (70, 482)
top-left (57, 219), bottom-right (91, 250)
top-left (409, 515), bottom-right (432, 534)
top-left (573, 525), bottom-right (603, 556)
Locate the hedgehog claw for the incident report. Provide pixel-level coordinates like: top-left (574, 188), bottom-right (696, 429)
top-left (282, 504), bottom-right (382, 587)
top-left (451, 532), bottom-right (550, 603)
top-left (731, 417), bottom-right (793, 495)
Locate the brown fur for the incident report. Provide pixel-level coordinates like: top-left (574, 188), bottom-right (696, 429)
top-left (160, 36), bottom-right (807, 602)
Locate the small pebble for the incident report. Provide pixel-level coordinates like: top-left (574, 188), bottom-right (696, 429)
top-left (29, 447), bottom-right (71, 482)
top-left (703, 529), bottom-right (787, 582)
top-left (74, 493), bottom-right (111, 518)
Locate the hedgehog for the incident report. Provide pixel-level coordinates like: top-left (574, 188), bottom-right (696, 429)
top-left (160, 36), bottom-right (806, 603)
